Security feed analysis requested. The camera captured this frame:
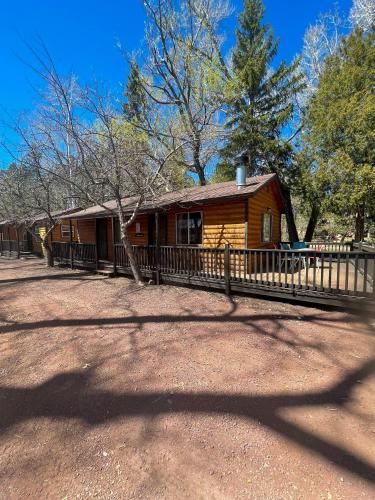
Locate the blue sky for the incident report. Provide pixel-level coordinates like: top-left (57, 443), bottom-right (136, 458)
top-left (0, 0), bottom-right (352, 166)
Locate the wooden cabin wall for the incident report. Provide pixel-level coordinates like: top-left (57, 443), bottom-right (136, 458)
top-left (76, 219), bottom-right (96, 244)
top-left (127, 215), bottom-right (149, 246)
top-left (61, 215), bottom-right (149, 261)
top-left (248, 182), bottom-right (282, 249)
top-left (166, 201), bottom-right (246, 248)
top-left (51, 221), bottom-right (79, 243)
top-left (0, 224), bottom-right (17, 240)
top-left (202, 202), bottom-right (246, 248)
top-left (106, 215), bottom-right (149, 260)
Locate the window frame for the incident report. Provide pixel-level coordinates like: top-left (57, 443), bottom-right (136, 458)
top-left (176, 211), bottom-right (203, 246)
top-left (60, 224), bottom-right (75, 239)
top-left (261, 212), bottom-right (273, 243)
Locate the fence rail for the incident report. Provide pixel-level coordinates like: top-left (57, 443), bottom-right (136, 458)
top-left (0, 240), bottom-right (19, 256)
top-left (113, 244), bottom-right (374, 301)
top-left (52, 242), bottom-right (97, 265)
top-left (281, 241), bottom-right (353, 252)
top-left (50, 242), bottom-right (375, 305)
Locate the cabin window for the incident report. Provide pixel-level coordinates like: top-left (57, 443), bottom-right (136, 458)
top-left (261, 213), bottom-right (272, 242)
top-left (176, 211), bottom-right (202, 245)
top-left (61, 224), bottom-right (74, 239)
top-left (34, 226), bottom-right (41, 236)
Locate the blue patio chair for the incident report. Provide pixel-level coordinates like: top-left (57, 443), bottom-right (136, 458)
top-left (292, 242), bottom-right (307, 250)
top-left (281, 242), bottom-right (307, 271)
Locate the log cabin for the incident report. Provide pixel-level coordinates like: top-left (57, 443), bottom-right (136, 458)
top-left (0, 220), bottom-right (32, 256)
top-left (58, 171), bottom-right (285, 270)
top-left (0, 208), bottom-right (82, 257)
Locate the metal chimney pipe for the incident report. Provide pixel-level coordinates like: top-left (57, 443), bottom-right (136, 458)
top-left (236, 164), bottom-right (246, 189)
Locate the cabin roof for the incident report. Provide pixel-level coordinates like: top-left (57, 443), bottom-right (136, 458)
top-left (32, 207), bottom-right (83, 223)
top-left (62, 173), bottom-right (282, 220)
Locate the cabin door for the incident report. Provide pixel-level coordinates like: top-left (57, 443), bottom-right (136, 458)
top-left (97, 219), bottom-right (108, 260)
top-left (148, 214), bottom-right (167, 245)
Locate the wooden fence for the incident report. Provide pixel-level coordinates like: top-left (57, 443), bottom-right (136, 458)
top-left (281, 241), bottom-right (353, 252)
top-left (50, 241), bottom-right (375, 306)
top-left (52, 242), bottom-right (97, 267)
top-left (0, 240), bottom-right (19, 257)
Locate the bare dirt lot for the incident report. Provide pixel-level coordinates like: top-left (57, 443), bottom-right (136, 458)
top-left (0, 258), bottom-right (374, 500)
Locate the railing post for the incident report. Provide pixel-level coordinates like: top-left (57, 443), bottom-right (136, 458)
top-left (155, 212), bottom-right (161, 285)
top-left (69, 220), bottom-right (74, 269)
top-left (95, 218), bottom-right (99, 271)
top-left (16, 227), bottom-right (20, 259)
top-left (111, 216), bottom-right (117, 276)
top-left (224, 243), bottom-right (231, 295)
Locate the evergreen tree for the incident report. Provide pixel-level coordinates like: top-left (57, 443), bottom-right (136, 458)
top-left (306, 28), bottom-right (375, 240)
top-left (123, 61), bottom-right (149, 124)
top-left (218, 0), bottom-right (304, 240)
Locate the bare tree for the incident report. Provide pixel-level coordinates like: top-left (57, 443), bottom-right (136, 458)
top-left (9, 45), bottom-right (186, 283)
top-left (123, 0), bottom-right (232, 185)
top-left (350, 0), bottom-right (375, 31)
top-left (0, 154), bottom-right (67, 267)
top-left (298, 8), bottom-right (344, 107)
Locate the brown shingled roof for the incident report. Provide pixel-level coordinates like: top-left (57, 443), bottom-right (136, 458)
top-left (62, 173), bottom-right (280, 220)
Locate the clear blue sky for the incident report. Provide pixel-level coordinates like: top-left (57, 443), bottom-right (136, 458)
top-left (0, 0), bottom-right (352, 167)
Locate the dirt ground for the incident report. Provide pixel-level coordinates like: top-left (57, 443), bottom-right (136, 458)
top-left (0, 258), bottom-right (374, 500)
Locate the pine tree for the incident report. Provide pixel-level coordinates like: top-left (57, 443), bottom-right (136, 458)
top-left (219, 0), bottom-right (304, 240)
top-left (123, 61), bottom-right (148, 124)
top-left (307, 27), bottom-right (375, 241)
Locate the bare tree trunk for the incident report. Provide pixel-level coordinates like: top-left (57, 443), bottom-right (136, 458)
top-left (281, 186), bottom-right (299, 242)
top-left (304, 205), bottom-right (320, 242)
top-left (41, 237), bottom-right (54, 267)
top-left (197, 168), bottom-right (206, 186)
top-left (355, 206), bottom-right (365, 241)
top-left (117, 207), bottom-right (143, 284)
top-left (120, 227), bottom-right (143, 284)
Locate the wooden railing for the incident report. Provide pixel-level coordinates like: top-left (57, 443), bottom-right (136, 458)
top-left (114, 244), bottom-right (156, 271)
top-left (113, 244), bottom-right (374, 300)
top-left (281, 241), bottom-right (353, 252)
top-left (50, 241), bottom-right (375, 304)
top-left (52, 242), bottom-right (97, 265)
top-left (0, 240), bottom-right (19, 256)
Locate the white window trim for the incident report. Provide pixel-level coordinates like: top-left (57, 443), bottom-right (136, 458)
top-left (61, 224), bottom-right (74, 239)
top-left (176, 211), bottom-right (203, 246)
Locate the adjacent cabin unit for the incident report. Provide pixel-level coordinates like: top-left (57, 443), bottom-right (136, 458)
top-left (0, 208), bottom-right (82, 258)
top-left (57, 173), bottom-right (285, 267)
top-left (0, 221), bottom-right (33, 256)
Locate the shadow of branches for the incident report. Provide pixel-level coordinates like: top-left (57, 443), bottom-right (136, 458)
top-left (0, 357), bottom-right (374, 484)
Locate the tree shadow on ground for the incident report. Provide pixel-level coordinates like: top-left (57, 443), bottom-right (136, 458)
top-left (0, 311), bottom-right (366, 336)
top-left (0, 357), bottom-right (374, 484)
top-left (0, 271), bottom-right (101, 286)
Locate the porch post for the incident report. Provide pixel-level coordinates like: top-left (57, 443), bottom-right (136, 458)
top-left (155, 212), bottom-right (161, 285)
top-left (16, 226), bottom-right (20, 259)
top-left (111, 216), bottom-right (117, 276)
top-left (7, 225), bottom-right (10, 257)
top-left (95, 218), bottom-right (99, 271)
top-left (224, 243), bottom-right (231, 296)
top-left (244, 198), bottom-right (249, 277)
top-left (69, 219), bottom-right (74, 269)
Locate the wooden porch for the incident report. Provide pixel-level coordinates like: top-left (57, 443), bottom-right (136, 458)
top-left (51, 241), bottom-right (375, 308)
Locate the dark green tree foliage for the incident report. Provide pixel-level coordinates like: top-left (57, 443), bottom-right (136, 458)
top-left (123, 62), bottom-right (148, 124)
top-left (220, 0), bottom-right (302, 174)
top-left (306, 28), bottom-right (375, 240)
top-left (218, 0), bottom-right (304, 240)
